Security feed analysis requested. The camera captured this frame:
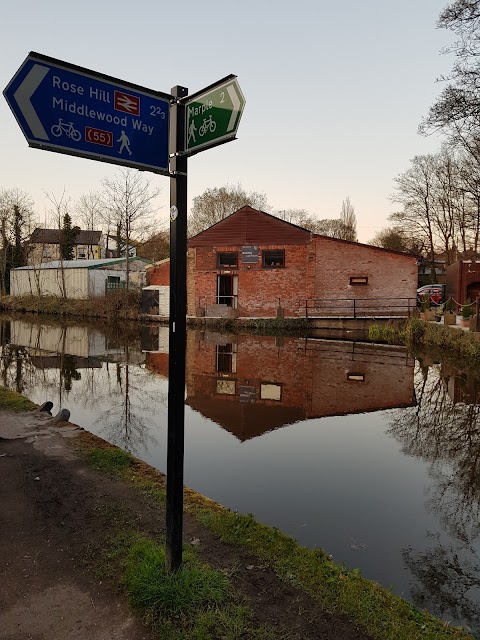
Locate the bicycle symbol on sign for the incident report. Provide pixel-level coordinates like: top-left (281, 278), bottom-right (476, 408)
top-left (198, 115), bottom-right (216, 137)
top-left (51, 118), bottom-right (81, 142)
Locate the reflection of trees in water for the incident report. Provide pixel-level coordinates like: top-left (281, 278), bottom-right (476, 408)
top-left (0, 317), bottom-right (167, 456)
top-left (389, 361), bottom-right (480, 630)
top-left (403, 533), bottom-right (480, 633)
top-left (93, 357), bottom-right (166, 455)
top-left (390, 363), bottom-right (480, 540)
top-left (0, 319), bottom-right (82, 404)
top-left (1, 321), bottom-right (43, 396)
top-left (62, 355), bottom-right (81, 392)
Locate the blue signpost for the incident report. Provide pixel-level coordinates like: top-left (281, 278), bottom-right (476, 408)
top-left (4, 53), bottom-right (245, 573)
top-left (3, 52), bottom-right (171, 175)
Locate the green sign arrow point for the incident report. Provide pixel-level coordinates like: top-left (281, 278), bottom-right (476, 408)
top-left (226, 84), bottom-right (241, 132)
top-left (185, 78), bottom-right (245, 154)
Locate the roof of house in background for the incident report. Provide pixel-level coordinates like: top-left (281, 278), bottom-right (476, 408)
top-left (30, 228), bottom-right (102, 245)
top-left (188, 206), bottom-right (312, 247)
top-left (14, 257), bottom-right (150, 270)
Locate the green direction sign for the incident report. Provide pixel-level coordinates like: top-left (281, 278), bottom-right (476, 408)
top-left (185, 77), bottom-right (245, 154)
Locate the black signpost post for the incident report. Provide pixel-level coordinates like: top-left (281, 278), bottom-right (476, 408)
top-left (166, 85), bottom-right (188, 572)
top-left (4, 55), bottom-right (245, 574)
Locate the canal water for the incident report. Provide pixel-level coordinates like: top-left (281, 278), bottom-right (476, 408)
top-left (1, 315), bottom-right (479, 635)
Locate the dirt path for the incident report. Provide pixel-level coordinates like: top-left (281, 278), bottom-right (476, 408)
top-left (0, 409), bottom-right (372, 640)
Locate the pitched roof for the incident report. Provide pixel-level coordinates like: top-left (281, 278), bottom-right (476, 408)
top-left (188, 206), bottom-right (312, 247)
top-left (30, 228), bottom-right (102, 245)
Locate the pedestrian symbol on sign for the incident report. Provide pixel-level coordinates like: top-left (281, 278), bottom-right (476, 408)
top-left (187, 120), bottom-right (197, 145)
top-left (117, 130), bottom-right (132, 156)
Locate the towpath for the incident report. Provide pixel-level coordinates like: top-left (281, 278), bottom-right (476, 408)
top-left (0, 408), bottom-right (373, 640)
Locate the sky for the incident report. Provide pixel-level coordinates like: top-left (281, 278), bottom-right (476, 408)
top-left (0, 0), bottom-right (454, 242)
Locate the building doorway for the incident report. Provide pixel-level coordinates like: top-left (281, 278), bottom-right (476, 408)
top-left (217, 275), bottom-right (238, 309)
top-left (467, 282), bottom-right (480, 303)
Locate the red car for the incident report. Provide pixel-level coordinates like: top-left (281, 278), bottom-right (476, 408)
top-left (417, 285), bottom-right (443, 305)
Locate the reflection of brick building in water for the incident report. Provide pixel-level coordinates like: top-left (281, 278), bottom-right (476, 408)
top-left (178, 332), bottom-right (416, 441)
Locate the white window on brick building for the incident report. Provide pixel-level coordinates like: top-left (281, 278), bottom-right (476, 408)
top-left (347, 373), bottom-right (365, 382)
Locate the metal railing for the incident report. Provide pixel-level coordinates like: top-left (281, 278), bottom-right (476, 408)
top-left (300, 338), bottom-right (414, 367)
top-left (303, 297), bottom-right (417, 319)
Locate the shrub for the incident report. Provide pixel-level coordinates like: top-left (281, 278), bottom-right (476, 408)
top-left (420, 293), bottom-right (430, 312)
top-left (462, 298), bottom-right (474, 319)
top-left (445, 297), bottom-right (455, 313)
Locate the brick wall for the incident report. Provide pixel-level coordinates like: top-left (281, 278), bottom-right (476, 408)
top-left (313, 237), bottom-right (417, 303)
top-left (190, 244), bottom-right (311, 317)
top-left (146, 260), bottom-right (170, 286)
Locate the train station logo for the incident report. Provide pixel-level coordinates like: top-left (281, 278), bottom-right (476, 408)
top-left (114, 91), bottom-right (140, 116)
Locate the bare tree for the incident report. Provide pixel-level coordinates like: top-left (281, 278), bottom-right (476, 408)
top-left (314, 218), bottom-right (347, 238)
top-left (273, 208), bottom-right (319, 231)
top-left (458, 149), bottom-right (480, 254)
top-left (391, 148), bottom-right (480, 269)
top-left (369, 226), bottom-right (424, 254)
top-left (188, 183), bottom-right (269, 236)
top-left (420, 0), bottom-right (480, 139)
top-left (75, 191), bottom-right (104, 258)
top-left (101, 168), bottom-right (160, 289)
top-left (391, 155), bottom-right (439, 281)
top-left (339, 197), bottom-right (357, 241)
top-left (44, 189), bottom-right (71, 299)
top-left (135, 231), bottom-right (169, 262)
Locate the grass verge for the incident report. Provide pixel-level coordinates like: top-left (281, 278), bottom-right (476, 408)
top-left (86, 447), bottom-right (135, 476)
top-left (188, 507), bottom-right (472, 640)
top-left (83, 442), bottom-right (473, 640)
top-left (0, 385), bottom-right (36, 412)
top-left (0, 292), bottom-right (141, 320)
top-left (368, 322), bottom-right (407, 345)
top-left (369, 317), bottom-right (480, 366)
top-left (96, 530), bottom-right (283, 639)
top-left (406, 317), bottom-right (480, 366)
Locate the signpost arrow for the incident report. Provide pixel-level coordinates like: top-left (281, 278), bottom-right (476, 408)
top-left (3, 52), bottom-right (172, 174)
top-left (184, 75), bottom-right (245, 155)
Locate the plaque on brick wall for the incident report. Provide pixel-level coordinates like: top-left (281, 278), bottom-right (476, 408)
top-left (241, 246), bottom-right (259, 263)
top-left (239, 385), bottom-right (256, 403)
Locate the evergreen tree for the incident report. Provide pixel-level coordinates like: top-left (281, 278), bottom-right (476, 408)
top-left (61, 213), bottom-right (80, 260)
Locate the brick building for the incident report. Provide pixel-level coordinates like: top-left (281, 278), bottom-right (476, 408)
top-left (147, 207), bottom-right (417, 318)
top-left (179, 332), bottom-right (415, 441)
top-left (446, 260), bottom-right (480, 305)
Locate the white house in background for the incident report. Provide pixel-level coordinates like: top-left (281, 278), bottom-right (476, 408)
top-left (10, 257), bottom-right (150, 299)
top-left (29, 228), bottom-right (103, 263)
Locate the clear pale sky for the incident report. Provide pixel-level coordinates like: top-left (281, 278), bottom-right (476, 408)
top-left (0, 0), bottom-right (453, 242)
